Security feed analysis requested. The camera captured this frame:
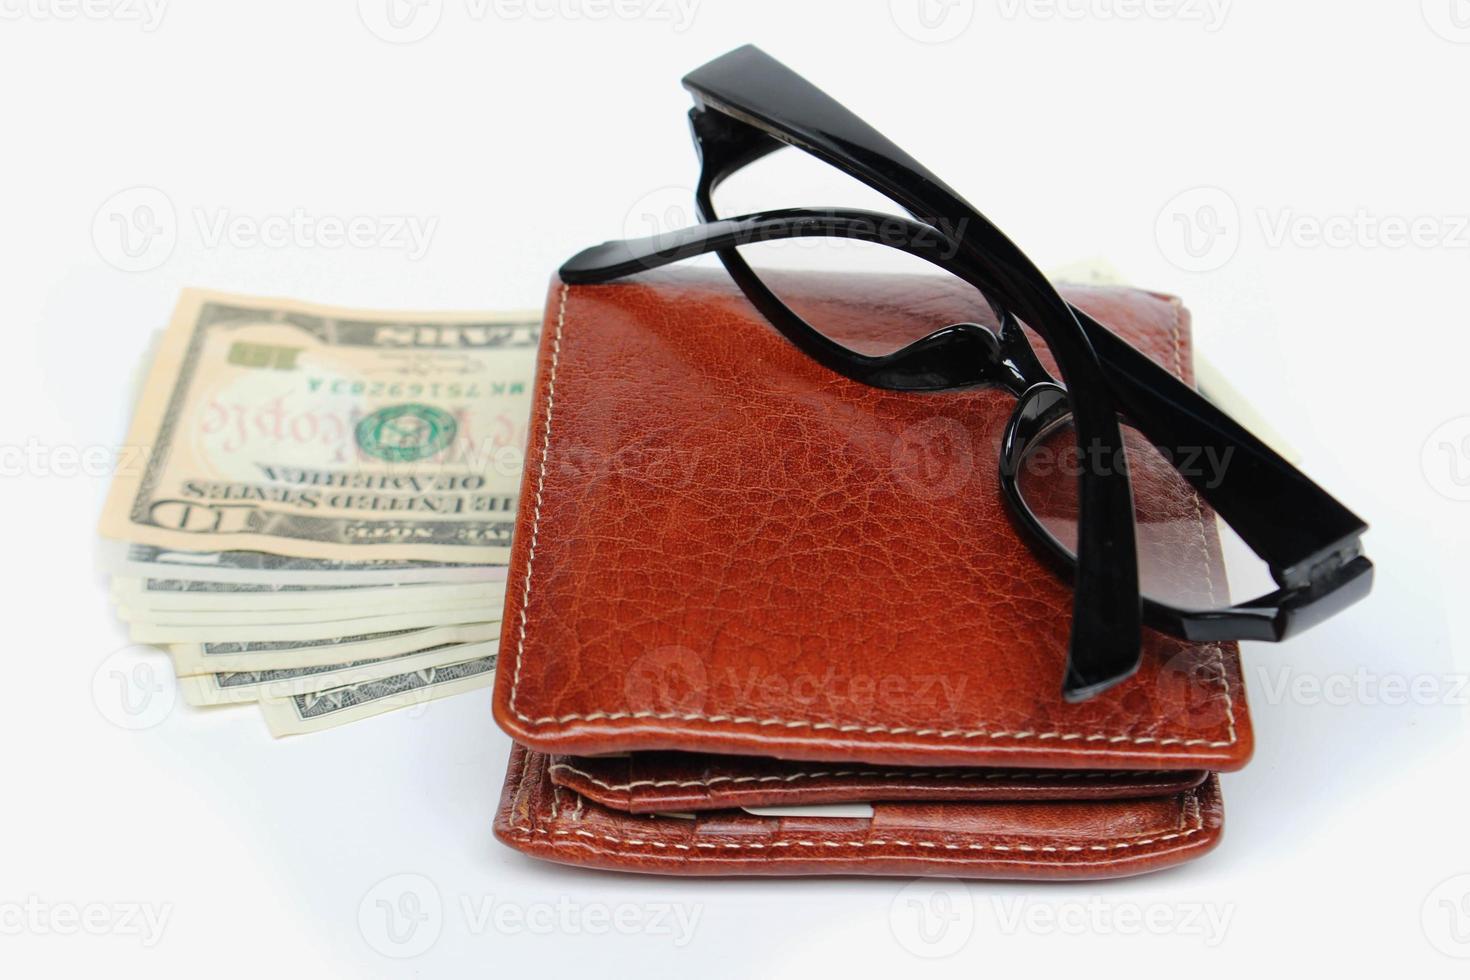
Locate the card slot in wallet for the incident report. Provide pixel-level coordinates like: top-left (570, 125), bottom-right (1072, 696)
top-left (496, 745), bottom-right (1224, 880)
top-left (546, 752), bottom-right (1207, 814)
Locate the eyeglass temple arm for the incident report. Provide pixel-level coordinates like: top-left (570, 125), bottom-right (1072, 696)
top-left (561, 211), bottom-right (814, 283)
top-left (1069, 307), bottom-right (1371, 606)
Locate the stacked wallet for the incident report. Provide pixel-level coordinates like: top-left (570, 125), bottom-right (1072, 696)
top-left (491, 268), bottom-right (1252, 879)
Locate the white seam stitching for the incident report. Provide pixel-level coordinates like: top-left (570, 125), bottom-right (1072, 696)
top-left (1166, 300), bottom-right (1238, 747)
top-left (507, 286), bottom-right (1236, 750)
top-left (549, 761), bottom-right (1181, 793)
top-left (514, 826), bottom-right (1203, 853)
top-left (508, 284), bottom-right (566, 722)
top-left (511, 784), bottom-right (1207, 855)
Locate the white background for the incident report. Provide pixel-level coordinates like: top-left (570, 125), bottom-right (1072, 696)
top-left (2, 1), bottom-right (1468, 976)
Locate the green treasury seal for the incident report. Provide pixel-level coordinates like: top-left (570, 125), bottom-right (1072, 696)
top-left (355, 403), bottom-right (458, 462)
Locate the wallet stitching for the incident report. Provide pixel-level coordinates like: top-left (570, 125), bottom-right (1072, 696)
top-left (550, 762), bottom-right (1182, 793)
top-left (508, 284), bottom-right (1238, 750)
top-left (509, 747), bottom-right (1209, 857)
top-left (1165, 301), bottom-right (1238, 749)
top-left (509, 784), bottom-right (1207, 856)
top-left (513, 823), bottom-right (1204, 854)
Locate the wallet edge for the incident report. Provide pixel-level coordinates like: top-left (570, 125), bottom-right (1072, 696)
top-left (494, 743), bottom-right (1225, 880)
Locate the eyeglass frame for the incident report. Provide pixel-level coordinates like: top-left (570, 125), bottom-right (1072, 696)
top-left (559, 44), bottom-right (1373, 701)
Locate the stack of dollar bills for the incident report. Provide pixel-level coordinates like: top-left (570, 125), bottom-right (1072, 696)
top-left (98, 289), bottom-right (539, 735)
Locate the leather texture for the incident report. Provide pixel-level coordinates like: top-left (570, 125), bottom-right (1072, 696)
top-left (496, 743), bottom-right (1224, 879)
top-left (547, 751), bottom-right (1206, 813)
top-left (492, 268), bottom-right (1252, 772)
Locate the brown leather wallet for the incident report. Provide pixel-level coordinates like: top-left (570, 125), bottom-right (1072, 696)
top-left (492, 268), bottom-right (1252, 879)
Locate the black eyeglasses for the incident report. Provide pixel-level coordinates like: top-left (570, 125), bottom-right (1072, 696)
top-left (559, 44), bottom-right (1373, 702)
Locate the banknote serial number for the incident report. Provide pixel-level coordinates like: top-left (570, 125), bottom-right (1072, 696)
top-left (305, 378), bottom-right (526, 399)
